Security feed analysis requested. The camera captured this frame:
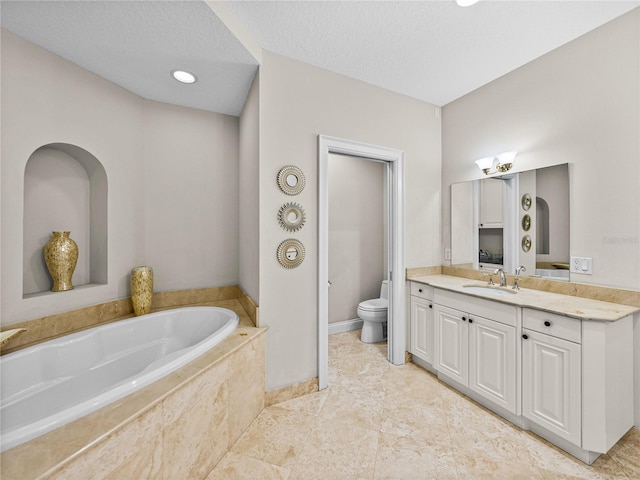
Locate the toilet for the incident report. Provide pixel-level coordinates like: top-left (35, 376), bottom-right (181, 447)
top-left (357, 280), bottom-right (389, 343)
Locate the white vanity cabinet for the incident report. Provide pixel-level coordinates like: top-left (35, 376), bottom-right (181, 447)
top-left (409, 282), bottom-right (434, 365)
top-left (521, 308), bottom-right (634, 460)
top-left (433, 289), bottom-right (517, 414)
top-left (522, 310), bottom-right (582, 446)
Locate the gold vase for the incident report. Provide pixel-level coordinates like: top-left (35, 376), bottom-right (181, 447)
top-left (43, 231), bottom-right (78, 292)
top-left (131, 266), bottom-right (153, 316)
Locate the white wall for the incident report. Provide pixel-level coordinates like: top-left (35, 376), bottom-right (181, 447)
top-left (259, 51), bottom-right (441, 390)
top-left (442, 9), bottom-right (640, 291)
top-left (238, 72), bottom-right (260, 303)
top-left (328, 153), bottom-right (384, 324)
top-left (1, 30), bottom-right (239, 324)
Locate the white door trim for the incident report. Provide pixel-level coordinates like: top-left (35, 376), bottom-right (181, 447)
top-left (318, 135), bottom-right (406, 390)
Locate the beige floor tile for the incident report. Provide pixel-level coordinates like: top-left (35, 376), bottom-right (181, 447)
top-left (374, 431), bottom-right (458, 480)
top-left (288, 417), bottom-right (378, 480)
top-left (206, 451), bottom-right (290, 480)
top-left (230, 405), bottom-right (318, 470)
top-left (225, 330), bottom-right (639, 480)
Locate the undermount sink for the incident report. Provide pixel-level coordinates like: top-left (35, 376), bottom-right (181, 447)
top-left (462, 285), bottom-right (517, 296)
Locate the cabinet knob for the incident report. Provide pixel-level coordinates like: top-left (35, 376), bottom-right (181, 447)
top-left (522, 334), bottom-right (529, 340)
top-left (462, 316), bottom-right (466, 322)
top-left (418, 288), bottom-right (423, 293)
top-left (429, 304), bottom-right (433, 309)
top-left (468, 318), bottom-right (473, 323)
top-left (544, 321), bottom-right (551, 327)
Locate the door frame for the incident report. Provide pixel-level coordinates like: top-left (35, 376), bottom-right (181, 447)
top-left (318, 135), bottom-right (406, 390)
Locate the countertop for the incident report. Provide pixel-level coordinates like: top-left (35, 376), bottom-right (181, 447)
top-left (408, 274), bottom-right (640, 322)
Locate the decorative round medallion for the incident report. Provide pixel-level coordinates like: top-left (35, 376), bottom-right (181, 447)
top-left (522, 235), bottom-right (532, 252)
top-left (278, 202), bottom-right (306, 232)
top-left (521, 193), bottom-right (532, 211)
top-left (521, 214), bottom-right (531, 232)
top-left (277, 165), bottom-right (306, 196)
top-left (277, 239), bottom-right (305, 269)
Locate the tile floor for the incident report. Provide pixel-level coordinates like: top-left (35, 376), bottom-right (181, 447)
top-left (208, 329), bottom-right (640, 479)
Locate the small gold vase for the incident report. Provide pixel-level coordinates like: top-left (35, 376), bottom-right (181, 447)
top-left (43, 231), bottom-right (78, 292)
top-left (131, 266), bottom-right (153, 316)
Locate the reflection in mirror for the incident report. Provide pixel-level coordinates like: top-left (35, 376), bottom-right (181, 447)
top-left (286, 247), bottom-right (298, 260)
top-left (450, 164), bottom-right (569, 281)
top-left (286, 174), bottom-right (298, 187)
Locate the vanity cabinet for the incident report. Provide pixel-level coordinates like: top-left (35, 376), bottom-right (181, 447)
top-left (433, 289), bottom-right (517, 414)
top-left (409, 282), bottom-right (434, 365)
top-left (522, 313), bottom-right (582, 446)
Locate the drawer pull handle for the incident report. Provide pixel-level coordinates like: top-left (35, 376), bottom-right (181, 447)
top-left (544, 321), bottom-right (551, 327)
top-left (468, 318), bottom-right (473, 323)
top-left (462, 316), bottom-right (467, 322)
top-left (522, 334), bottom-right (529, 340)
top-left (418, 288), bottom-right (423, 293)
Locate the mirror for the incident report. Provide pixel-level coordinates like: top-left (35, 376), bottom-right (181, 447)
top-left (278, 202), bottom-right (306, 232)
top-left (277, 239), bottom-right (305, 269)
top-left (451, 164), bottom-right (569, 281)
top-left (277, 165), bottom-right (306, 195)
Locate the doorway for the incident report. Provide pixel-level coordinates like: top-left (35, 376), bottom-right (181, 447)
top-left (318, 135), bottom-right (406, 390)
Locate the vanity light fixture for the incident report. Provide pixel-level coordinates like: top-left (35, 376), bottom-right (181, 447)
top-left (171, 70), bottom-right (197, 84)
top-left (456, 0), bottom-right (481, 6)
top-left (475, 151), bottom-right (518, 175)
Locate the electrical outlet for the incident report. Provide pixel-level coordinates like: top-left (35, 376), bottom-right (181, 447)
top-left (444, 248), bottom-right (451, 261)
top-left (570, 256), bottom-right (592, 275)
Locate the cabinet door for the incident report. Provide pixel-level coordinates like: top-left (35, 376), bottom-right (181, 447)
top-left (434, 305), bottom-right (468, 385)
top-left (469, 315), bottom-right (516, 413)
top-left (522, 329), bottom-right (581, 446)
top-left (410, 296), bottom-right (433, 364)
top-left (479, 177), bottom-right (503, 227)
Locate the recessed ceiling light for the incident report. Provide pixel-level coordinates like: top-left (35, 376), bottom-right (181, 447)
top-left (171, 70), bottom-right (197, 84)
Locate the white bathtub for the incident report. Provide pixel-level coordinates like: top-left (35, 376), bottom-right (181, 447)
top-left (0, 306), bottom-right (238, 452)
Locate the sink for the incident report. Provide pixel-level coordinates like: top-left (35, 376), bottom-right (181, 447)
top-left (462, 285), bottom-right (517, 296)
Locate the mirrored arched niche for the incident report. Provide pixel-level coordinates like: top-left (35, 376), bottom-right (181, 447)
top-left (23, 143), bottom-right (108, 296)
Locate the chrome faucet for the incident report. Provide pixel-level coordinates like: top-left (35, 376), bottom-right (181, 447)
top-left (494, 268), bottom-right (507, 287)
top-left (513, 265), bottom-right (527, 290)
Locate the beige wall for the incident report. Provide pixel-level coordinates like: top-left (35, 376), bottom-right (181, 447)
top-left (1, 30), bottom-right (239, 324)
top-left (442, 9), bottom-right (640, 291)
top-left (259, 51), bottom-right (441, 390)
top-left (238, 73), bottom-right (260, 303)
top-left (328, 153), bottom-right (385, 324)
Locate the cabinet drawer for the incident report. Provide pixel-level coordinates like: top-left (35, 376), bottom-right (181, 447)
top-left (523, 309), bottom-right (581, 344)
top-left (434, 288), bottom-right (516, 327)
top-left (410, 282), bottom-right (433, 301)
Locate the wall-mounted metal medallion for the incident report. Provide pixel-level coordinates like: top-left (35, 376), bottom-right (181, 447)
top-left (278, 202), bottom-right (306, 232)
top-left (277, 165), bottom-right (306, 196)
top-left (277, 239), bottom-right (305, 269)
top-left (521, 214), bottom-right (531, 232)
top-left (521, 193), bottom-right (532, 211)
top-left (522, 235), bottom-right (532, 252)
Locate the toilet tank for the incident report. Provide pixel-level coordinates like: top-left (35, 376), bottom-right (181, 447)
top-left (380, 280), bottom-right (389, 299)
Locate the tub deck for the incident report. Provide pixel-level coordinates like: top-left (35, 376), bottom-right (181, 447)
top-left (0, 298), bottom-right (266, 480)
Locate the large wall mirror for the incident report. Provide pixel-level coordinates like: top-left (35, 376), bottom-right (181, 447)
top-left (451, 164), bottom-right (569, 281)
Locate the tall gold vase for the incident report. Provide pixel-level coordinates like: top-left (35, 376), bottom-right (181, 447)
top-left (131, 266), bottom-right (154, 316)
top-left (43, 231), bottom-right (78, 292)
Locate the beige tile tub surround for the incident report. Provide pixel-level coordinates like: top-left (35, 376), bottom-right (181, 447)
top-left (0, 306), bottom-right (266, 480)
top-left (0, 285), bottom-right (258, 354)
top-left (265, 378), bottom-right (320, 407)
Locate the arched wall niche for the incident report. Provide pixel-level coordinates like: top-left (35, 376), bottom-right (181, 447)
top-left (23, 143), bottom-right (108, 297)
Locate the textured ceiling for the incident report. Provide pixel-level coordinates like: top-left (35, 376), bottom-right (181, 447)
top-left (0, 0), bottom-right (260, 116)
top-left (1, 1), bottom-right (638, 115)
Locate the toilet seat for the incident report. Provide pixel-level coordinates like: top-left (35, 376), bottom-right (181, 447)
top-left (358, 298), bottom-right (388, 312)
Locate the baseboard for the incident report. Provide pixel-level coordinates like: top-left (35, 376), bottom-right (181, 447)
top-left (328, 318), bottom-right (363, 335)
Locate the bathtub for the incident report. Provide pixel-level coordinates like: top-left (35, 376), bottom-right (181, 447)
top-left (0, 306), bottom-right (239, 452)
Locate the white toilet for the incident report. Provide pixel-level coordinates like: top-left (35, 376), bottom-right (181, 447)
top-left (357, 280), bottom-right (389, 343)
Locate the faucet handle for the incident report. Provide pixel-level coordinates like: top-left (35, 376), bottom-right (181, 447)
top-left (481, 272), bottom-right (495, 285)
top-left (515, 265), bottom-right (527, 276)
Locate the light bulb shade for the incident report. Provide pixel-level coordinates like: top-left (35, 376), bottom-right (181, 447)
top-left (171, 70), bottom-right (197, 84)
top-left (497, 151), bottom-right (517, 166)
top-left (475, 156), bottom-right (494, 170)
top-left (456, 0), bottom-right (481, 6)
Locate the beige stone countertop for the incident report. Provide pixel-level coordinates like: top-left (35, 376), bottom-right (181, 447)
top-left (408, 274), bottom-right (640, 322)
